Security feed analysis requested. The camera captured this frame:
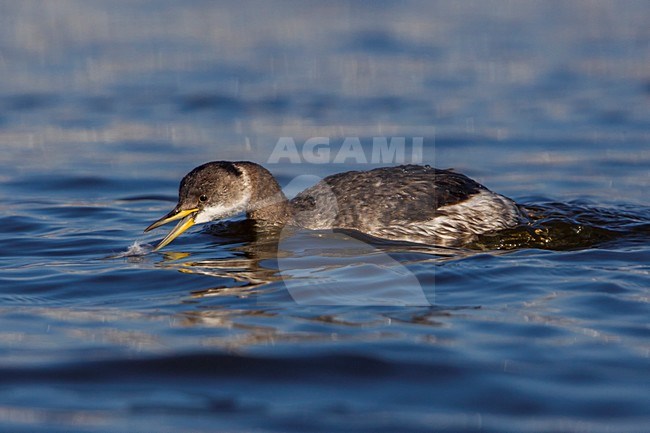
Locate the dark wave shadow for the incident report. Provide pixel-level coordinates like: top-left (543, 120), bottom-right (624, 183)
top-left (472, 200), bottom-right (650, 250)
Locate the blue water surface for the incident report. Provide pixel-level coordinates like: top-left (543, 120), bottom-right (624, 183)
top-left (1, 1), bottom-right (649, 432)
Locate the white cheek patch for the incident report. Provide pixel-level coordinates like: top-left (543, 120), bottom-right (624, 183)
top-left (194, 204), bottom-right (239, 224)
top-left (194, 193), bottom-right (251, 224)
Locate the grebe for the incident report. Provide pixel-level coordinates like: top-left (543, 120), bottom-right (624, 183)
top-left (145, 161), bottom-right (523, 250)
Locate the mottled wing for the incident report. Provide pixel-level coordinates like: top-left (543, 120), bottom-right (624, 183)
top-left (290, 165), bottom-right (485, 231)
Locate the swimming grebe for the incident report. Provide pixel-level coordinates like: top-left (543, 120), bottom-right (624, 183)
top-left (145, 161), bottom-right (523, 250)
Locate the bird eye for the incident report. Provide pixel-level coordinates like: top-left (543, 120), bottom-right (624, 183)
top-left (199, 194), bottom-right (208, 203)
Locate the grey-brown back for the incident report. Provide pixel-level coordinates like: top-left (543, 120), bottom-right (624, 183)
top-left (290, 165), bottom-right (488, 231)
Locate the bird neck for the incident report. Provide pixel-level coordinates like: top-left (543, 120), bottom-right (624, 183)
top-left (236, 162), bottom-right (292, 225)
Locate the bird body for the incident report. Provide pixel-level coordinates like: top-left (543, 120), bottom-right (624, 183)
top-left (145, 161), bottom-right (523, 250)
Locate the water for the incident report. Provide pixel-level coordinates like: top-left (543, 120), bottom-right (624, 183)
top-left (1, 1), bottom-right (649, 432)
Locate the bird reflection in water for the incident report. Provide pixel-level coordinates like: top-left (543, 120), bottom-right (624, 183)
top-left (150, 219), bottom-right (453, 307)
top-left (154, 220), bottom-right (286, 298)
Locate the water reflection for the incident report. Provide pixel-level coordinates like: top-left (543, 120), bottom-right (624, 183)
top-left (152, 221), bottom-right (457, 306)
top-left (175, 304), bottom-right (462, 352)
top-left (276, 229), bottom-right (432, 306)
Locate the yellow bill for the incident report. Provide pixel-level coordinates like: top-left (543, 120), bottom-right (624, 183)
top-left (144, 208), bottom-right (198, 251)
